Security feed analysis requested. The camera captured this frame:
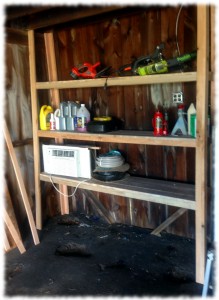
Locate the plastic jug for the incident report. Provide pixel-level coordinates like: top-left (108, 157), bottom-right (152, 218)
top-left (54, 109), bottom-right (60, 130)
top-left (72, 101), bottom-right (80, 129)
top-left (76, 103), bottom-right (90, 132)
top-left (187, 103), bottom-right (196, 135)
top-left (39, 105), bottom-right (53, 130)
top-left (66, 101), bottom-right (75, 131)
top-left (59, 102), bottom-right (67, 131)
top-left (61, 101), bottom-right (69, 118)
top-left (50, 113), bottom-right (56, 130)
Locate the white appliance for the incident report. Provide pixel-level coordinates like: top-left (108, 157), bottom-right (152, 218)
top-left (42, 144), bottom-right (92, 178)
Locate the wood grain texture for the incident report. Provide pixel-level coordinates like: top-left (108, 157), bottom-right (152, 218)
top-left (195, 5), bottom-right (209, 284)
top-left (6, 6), bottom-right (199, 240)
top-left (40, 173), bottom-right (196, 210)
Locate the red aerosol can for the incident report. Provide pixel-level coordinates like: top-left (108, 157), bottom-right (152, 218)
top-left (152, 110), bottom-right (164, 135)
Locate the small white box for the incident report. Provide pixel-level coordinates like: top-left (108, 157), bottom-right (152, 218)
top-left (42, 144), bottom-right (92, 178)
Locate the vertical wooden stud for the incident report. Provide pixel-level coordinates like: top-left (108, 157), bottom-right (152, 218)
top-left (28, 30), bottom-right (69, 230)
top-left (195, 5), bottom-right (209, 284)
top-left (44, 32), bottom-right (69, 216)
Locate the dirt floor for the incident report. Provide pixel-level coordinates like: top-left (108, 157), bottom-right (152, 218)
top-left (4, 212), bottom-right (206, 297)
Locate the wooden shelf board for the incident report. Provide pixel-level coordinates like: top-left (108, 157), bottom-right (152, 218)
top-left (38, 130), bottom-right (196, 148)
top-left (36, 72), bottom-right (197, 89)
top-left (40, 173), bottom-right (196, 210)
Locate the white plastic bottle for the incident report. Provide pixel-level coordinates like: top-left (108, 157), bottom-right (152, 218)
top-left (54, 109), bottom-right (60, 130)
top-left (76, 104), bottom-right (90, 132)
top-left (72, 101), bottom-right (80, 130)
top-left (50, 113), bottom-right (56, 130)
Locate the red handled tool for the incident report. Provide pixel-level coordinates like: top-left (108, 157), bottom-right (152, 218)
top-left (70, 62), bottom-right (111, 79)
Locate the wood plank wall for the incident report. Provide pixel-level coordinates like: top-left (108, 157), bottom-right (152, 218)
top-left (5, 5), bottom-right (200, 238)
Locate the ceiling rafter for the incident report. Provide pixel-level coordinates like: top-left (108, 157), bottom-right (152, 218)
top-left (5, 5), bottom-right (136, 31)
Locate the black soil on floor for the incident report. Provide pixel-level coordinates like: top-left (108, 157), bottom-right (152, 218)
top-left (4, 212), bottom-right (203, 297)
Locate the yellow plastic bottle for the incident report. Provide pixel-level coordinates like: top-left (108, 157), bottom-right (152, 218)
top-left (39, 105), bottom-right (54, 130)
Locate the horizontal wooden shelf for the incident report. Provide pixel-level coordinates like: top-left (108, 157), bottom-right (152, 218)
top-left (40, 173), bottom-right (196, 210)
top-left (38, 130), bottom-right (196, 148)
top-left (36, 72), bottom-right (197, 89)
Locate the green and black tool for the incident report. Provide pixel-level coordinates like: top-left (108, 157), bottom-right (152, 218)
top-left (137, 51), bottom-right (197, 76)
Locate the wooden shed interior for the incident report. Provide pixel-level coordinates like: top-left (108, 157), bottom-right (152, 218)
top-left (4, 3), bottom-right (215, 294)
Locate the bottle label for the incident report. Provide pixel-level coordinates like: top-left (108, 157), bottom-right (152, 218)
top-left (156, 117), bottom-right (162, 129)
top-left (190, 114), bottom-right (196, 137)
top-left (77, 116), bottom-right (87, 129)
top-left (50, 121), bottom-right (56, 130)
top-left (46, 113), bottom-right (51, 130)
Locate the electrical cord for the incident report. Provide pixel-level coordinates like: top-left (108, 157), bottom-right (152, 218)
top-left (49, 174), bottom-right (90, 197)
top-left (175, 5), bottom-right (183, 56)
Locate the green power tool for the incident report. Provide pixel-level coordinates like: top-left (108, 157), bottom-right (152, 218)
top-left (137, 51), bottom-right (197, 76)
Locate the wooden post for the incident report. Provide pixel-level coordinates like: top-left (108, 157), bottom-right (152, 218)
top-left (28, 30), bottom-right (69, 229)
top-left (44, 31), bottom-right (69, 216)
top-left (210, 6), bottom-right (215, 125)
top-left (195, 5), bottom-right (209, 284)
